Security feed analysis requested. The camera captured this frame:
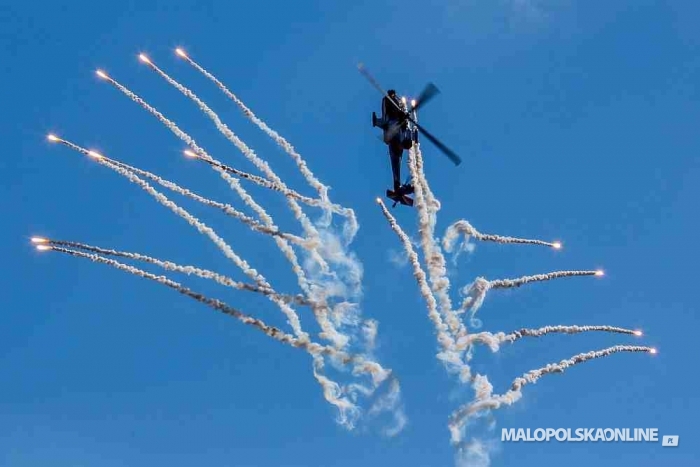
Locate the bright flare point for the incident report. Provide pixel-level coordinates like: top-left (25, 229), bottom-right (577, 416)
top-left (634, 330), bottom-right (643, 337)
top-left (96, 69), bottom-right (108, 79)
top-left (411, 99), bottom-right (417, 107)
top-left (595, 270), bottom-right (605, 276)
top-left (139, 54), bottom-right (151, 64)
top-left (175, 48), bottom-right (187, 58)
top-left (375, 197), bottom-right (382, 204)
top-left (47, 134), bottom-right (59, 142)
top-left (31, 237), bottom-right (49, 244)
top-left (36, 245), bottom-right (51, 251)
top-left (552, 242), bottom-right (562, 249)
top-left (87, 150), bottom-right (104, 159)
top-left (183, 149), bottom-right (197, 158)
top-left (650, 348), bottom-right (657, 354)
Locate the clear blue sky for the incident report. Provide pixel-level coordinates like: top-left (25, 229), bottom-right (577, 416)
top-left (2, 1), bottom-right (698, 466)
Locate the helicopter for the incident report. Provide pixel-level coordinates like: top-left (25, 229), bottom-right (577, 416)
top-left (358, 63), bottom-right (462, 207)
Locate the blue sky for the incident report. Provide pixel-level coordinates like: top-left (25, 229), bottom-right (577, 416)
top-left (2, 1), bottom-right (698, 465)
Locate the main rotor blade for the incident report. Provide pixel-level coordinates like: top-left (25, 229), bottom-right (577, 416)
top-left (358, 63), bottom-right (461, 165)
top-left (357, 62), bottom-right (404, 114)
top-left (410, 83), bottom-right (440, 113)
top-left (410, 119), bottom-right (462, 166)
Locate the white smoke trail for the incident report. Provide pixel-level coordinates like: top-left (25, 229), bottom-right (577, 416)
top-left (398, 142), bottom-right (645, 459)
top-left (489, 270), bottom-right (603, 289)
top-left (104, 156), bottom-right (311, 247)
top-left (187, 150), bottom-right (318, 203)
top-left (142, 58), bottom-right (346, 309)
top-left (44, 238), bottom-right (312, 306)
top-left (41, 54), bottom-right (649, 462)
top-left (107, 159), bottom-right (311, 339)
top-left (45, 245), bottom-right (324, 353)
top-left (42, 244), bottom-right (395, 425)
top-left (193, 153), bottom-right (357, 243)
top-left (366, 377), bottom-right (407, 438)
top-left (171, 51), bottom-right (359, 275)
top-left (407, 145), bottom-right (466, 343)
top-left (131, 62), bottom-right (358, 352)
top-left (95, 71), bottom-right (332, 325)
top-left (310, 355), bottom-right (400, 431)
top-left (455, 438), bottom-right (492, 467)
top-left (413, 143), bottom-right (441, 219)
top-left (52, 135), bottom-right (309, 340)
top-left (44, 58), bottom-right (401, 434)
top-left (140, 56), bottom-right (321, 244)
top-left (443, 220), bottom-right (561, 251)
top-left (95, 70), bottom-right (280, 226)
top-left (191, 152), bottom-right (323, 207)
top-left (174, 49), bottom-right (332, 207)
top-left (448, 345), bottom-right (655, 444)
top-left (96, 68), bottom-right (322, 281)
top-left (53, 139), bottom-right (262, 280)
top-left (503, 325), bottom-right (640, 342)
top-left (109, 64), bottom-right (362, 350)
top-left (384, 410), bottom-right (408, 438)
top-left (458, 270), bottom-right (603, 327)
top-left (192, 154), bottom-right (362, 249)
top-left (54, 136), bottom-right (353, 350)
top-left (376, 198), bottom-right (464, 372)
top-left (362, 319), bottom-right (379, 353)
top-left (312, 355), bottom-right (361, 429)
top-left (467, 325), bottom-right (642, 352)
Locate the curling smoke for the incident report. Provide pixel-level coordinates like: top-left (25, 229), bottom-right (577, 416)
top-left (488, 270), bottom-right (602, 289)
top-left (141, 56), bottom-right (326, 252)
top-left (47, 246), bottom-right (323, 354)
top-left (44, 61), bottom-right (402, 433)
top-left (95, 69), bottom-right (287, 231)
top-left (377, 198), bottom-right (459, 362)
top-left (467, 325), bottom-right (641, 352)
top-left (407, 145), bottom-right (466, 343)
top-left (46, 238), bottom-right (312, 306)
top-left (458, 271), bottom-right (602, 327)
top-left (94, 74), bottom-right (338, 333)
top-left (39, 52), bottom-right (655, 460)
top-left (448, 345), bottom-right (655, 443)
top-left (107, 157), bottom-right (312, 247)
top-left (51, 135), bottom-right (309, 340)
top-left (139, 59), bottom-right (367, 352)
top-left (174, 49), bottom-right (335, 212)
top-left (443, 220), bottom-right (560, 251)
top-left (40, 242), bottom-right (398, 430)
top-left (187, 150), bottom-right (319, 204)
